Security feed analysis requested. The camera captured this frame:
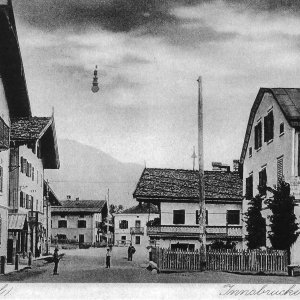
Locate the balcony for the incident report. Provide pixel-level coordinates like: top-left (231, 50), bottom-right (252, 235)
top-left (147, 225), bottom-right (199, 237)
top-left (147, 225), bottom-right (243, 238)
top-left (130, 227), bottom-right (144, 235)
top-left (28, 211), bottom-right (43, 225)
top-left (206, 225), bottom-right (243, 238)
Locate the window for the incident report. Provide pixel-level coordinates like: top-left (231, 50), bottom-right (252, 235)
top-left (280, 122), bottom-right (284, 135)
top-left (57, 234), bottom-right (66, 240)
top-left (21, 157), bottom-right (27, 174)
top-left (173, 210), bottom-right (185, 225)
top-left (135, 220), bottom-right (141, 228)
top-left (119, 220), bottom-right (128, 229)
top-left (58, 220), bottom-right (67, 228)
top-left (254, 121), bottom-right (262, 150)
top-left (196, 210), bottom-right (208, 225)
top-left (121, 236), bottom-right (126, 241)
top-left (61, 214), bottom-right (65, 218)
top-left (249, 147), bottom-right (252, 157)
top-left (20, 192), bottom-right (24, 208)
top-left (277, 156), bottom-right (283, 185)
top-left (264, 110), bottom-right (274, 143)
top-left (227, 210), bottom-right (240, 225)
top-left (259, 168), bottom-right (267, 195)
top-left (135, 236), bottom-right (141, 245)
top-left (0, 166), bottom-right (3, 193)
top-left (245, 174), bottom-right (253, 199)
top-left (79, 214), bottom-right (84, 218)
top-left (32, 167), bottom-right (34, 181)
top-left (78, 220), bottom-right (86, 228)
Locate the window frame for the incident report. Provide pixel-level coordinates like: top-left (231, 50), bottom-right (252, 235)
top-left (173, 209), bottom-right (185, 225)
top-left (58, 220), bottom-right (67, 228)
top-left (78, 220), bottom-right (87, 228)
top-left (226, 210), bottom-right (240, 225)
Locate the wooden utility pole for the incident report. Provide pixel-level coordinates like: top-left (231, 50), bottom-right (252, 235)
top-left (107, 189), bottom-right (110, 245)
top-left (197, 76), bottom-right (206, 270)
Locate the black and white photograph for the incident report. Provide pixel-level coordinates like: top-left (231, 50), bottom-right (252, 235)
top-left (0, 0), bottom-right (300, 299)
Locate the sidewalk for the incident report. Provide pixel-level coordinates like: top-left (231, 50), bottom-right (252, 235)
top-left (3, 253), bottom-right (54, 275)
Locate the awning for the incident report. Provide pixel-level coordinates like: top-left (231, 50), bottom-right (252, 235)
top-left (8, 214), bottom-right (27, 231)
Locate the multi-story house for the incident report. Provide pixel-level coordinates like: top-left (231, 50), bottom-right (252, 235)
top-left (240, 87), bottom-right (300, 263)
top-left (8, 115), bottom-right (60, 260)
top-left (51, 199), bottom-right (108, 245)
top-left (133, 166), bottom-right (243, 251)
top-left (114, 203), bottom-right (159, 247)
top-left (0, 1), bottom-right (34, 260)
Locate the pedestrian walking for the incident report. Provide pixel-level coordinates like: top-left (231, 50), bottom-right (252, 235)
top-left (53, 248), bottom-right (60, 275)
top-left (128, 243), bottom-right (135, 261)
top-left (106, 248), bottom-right (111, 268)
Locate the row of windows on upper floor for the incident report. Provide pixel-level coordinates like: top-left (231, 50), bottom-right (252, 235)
top-left (17, 191), bottom-right (43, 212)
top-left (245, 156), bottom-right (284, 199)
top-left (118, 209), bottom-right (241, 228)
top-left (56, 220), bottom-right (87, 228)
top-left (249, 110), bottom-right (285, 158)
top-left (20, 156), bottom-right (43, 187)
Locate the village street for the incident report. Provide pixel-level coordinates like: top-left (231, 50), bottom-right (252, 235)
top-left (0, 247), bottom-right (299, 284)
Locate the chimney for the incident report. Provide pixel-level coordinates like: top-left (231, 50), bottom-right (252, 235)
top-left (212, 162), bottom-right (222, 171)
top-left (233, 160), bottom-right (239, 172)
top-left (67, 195), bottom-right (71, 200)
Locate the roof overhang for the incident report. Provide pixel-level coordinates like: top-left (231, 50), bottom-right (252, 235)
top-left (0, 3), bottom-right (31, 118)
top-left (8, 213), bottom-right (27, 231)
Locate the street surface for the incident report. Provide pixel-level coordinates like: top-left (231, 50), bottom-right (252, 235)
top-left (0, 246), bottom-right (299, 283)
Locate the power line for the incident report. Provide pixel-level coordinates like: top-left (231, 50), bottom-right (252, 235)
top-left (47, 180), bottom-right (138, 184)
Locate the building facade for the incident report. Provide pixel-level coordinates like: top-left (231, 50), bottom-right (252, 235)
top-left (114, 203), bottom-right (159, 248)
top-left (133, 167), bottom-right (243, 251)
top-left (240, 88), bottom-right (300, 263)
top-left (0, 1), bottom-right (34, 259)
top-left (51, 200), bottom-right (108, 245)
top-left (8, 116), bottom-right (60, 260)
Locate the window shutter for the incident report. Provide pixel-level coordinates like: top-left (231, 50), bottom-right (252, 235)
top-left (254, 125), bottom-right (258, 149)
top-left (32, 167), bottom-right (34, 181)
top-left (125, 220), bottom-right (128, 229)
top-left (25, 194), bottom-right (28, 209)
top-left (259, 170), bottom-right (262, 187)
top-left (277, 156), bottom-right (283, 184)
top-left (196, 210), bottom-right (199, 224)
top-left (20, 157), bottom-right (23, 173)
top-left (258, 122), bottom-right (262, 148)
top-left (264, 115), bottom-right (268, 142)
top-left (206, 210), bottom-right (208, 225)
top-left (20, 191), bottom-right (23, 208)
top-left (269, 111), bottom-right (274, 140)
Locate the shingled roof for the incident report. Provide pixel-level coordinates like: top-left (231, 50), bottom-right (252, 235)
top-left (119, 203), bottom-right (159, 214)
top-left (133, 168), bottom-right (242, 201)
top-left (10, 117), bottom-right (52, 140)
top-left (51, 200), bottom-right (106, 213)
top-left (240, 88), bottom-right (300, 163)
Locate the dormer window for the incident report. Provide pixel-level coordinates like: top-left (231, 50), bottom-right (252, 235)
top-left (264, 110), bottom-right (274, 143)
top-left (249, 147), bottom-right (252, 157)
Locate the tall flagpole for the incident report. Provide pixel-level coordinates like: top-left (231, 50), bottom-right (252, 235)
top-left (197, 76), bottom-right (206, 270)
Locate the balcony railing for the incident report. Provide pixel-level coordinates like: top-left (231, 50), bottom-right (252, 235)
top-left (130, 227), bottom-right (144, 235)
top-left (147, 225), bottom-right (199, 235)
top-left (206, 225), bottom-right (243, 237)
top-left (147, 225), bottom-right (243, 237)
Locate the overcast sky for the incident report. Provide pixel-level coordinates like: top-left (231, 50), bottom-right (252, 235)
top-left (11, 0), bottom-right (300, 170)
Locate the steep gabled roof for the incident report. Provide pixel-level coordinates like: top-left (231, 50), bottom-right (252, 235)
top-left (133, 168), bottom-right (242, 201)
top-left (51, 200), bottom-right (106, 213)
top-left (0, 1), bottom-right (31, 118)
top-left (118, 203), bottom-right (159, 214)
top-left (10, 116), bottom-right (60, 169)
top-left (10, 117), bottom-right (52, 140)
top-left (44, 180), bottom-right (61, 206)
top-left (240, 88), bottom-right (300, 163)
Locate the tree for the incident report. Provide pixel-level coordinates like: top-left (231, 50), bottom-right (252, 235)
top-left (245, 194), bottom-right (266, 249)
top-left (109, 204), bottom-right (124, 215)
top-left (265, 181), bottom-right (299, 263)
top-left (210, 239), bottom-right (236, 250)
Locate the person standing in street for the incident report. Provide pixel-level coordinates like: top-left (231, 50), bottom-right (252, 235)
top-left (106, 248), bottom-right (111, 268)
top-left (128, 243), bottom-right (135, 261)
top-left (53, 248), bottom-right (60, 275)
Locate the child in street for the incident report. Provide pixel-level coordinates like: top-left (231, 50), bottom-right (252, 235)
top-left (106, 248), bottom-right (111, 268)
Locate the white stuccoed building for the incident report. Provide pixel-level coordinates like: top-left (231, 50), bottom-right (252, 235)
top-left (240, 87), bottom-right (300, 263)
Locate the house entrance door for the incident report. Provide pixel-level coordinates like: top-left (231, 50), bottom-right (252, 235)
top-left (79, 235), bottom-right (84, 243)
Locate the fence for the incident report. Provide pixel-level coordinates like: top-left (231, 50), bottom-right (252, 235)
top-left (151, 248), bottom-right (288, 273)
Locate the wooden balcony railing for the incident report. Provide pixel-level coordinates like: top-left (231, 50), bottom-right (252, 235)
top-left (130, 227), bottom-right (144, 235)
top-left (147, 225), bottom-right (243, 237)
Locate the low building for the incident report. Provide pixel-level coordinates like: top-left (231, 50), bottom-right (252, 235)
top-left (114, 203), bottom-right (159, 247)
top-left (51, 199), bottom-right (108, 245)
top-left (133, 167), bottom-right (243, 251)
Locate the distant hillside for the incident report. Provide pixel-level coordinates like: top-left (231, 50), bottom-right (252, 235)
top-left (45, 139), bottom-right (144, 208)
